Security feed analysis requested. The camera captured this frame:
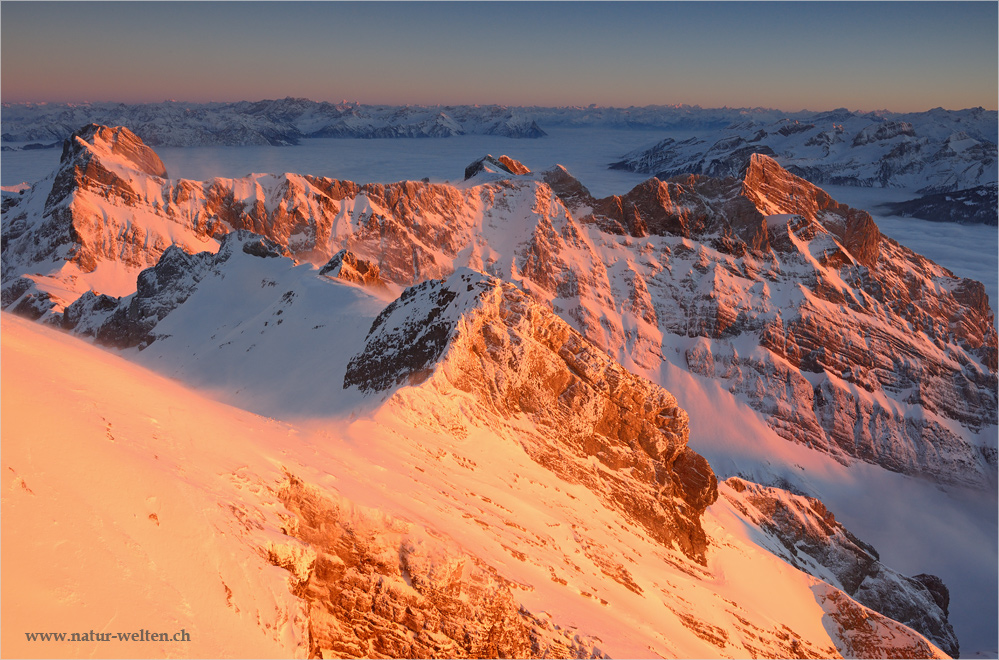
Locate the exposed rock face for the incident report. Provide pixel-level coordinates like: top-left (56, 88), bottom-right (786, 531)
top-left (740, 153), bottom-right (881, 267)
top-left (271, 473), bottom-right (606, 659)
top-left (27, 124), bottom-right (171, 271)
top-left (1, 124), bottom-right (215, 318)
top-left (4, 122), bottom-right (990, 658)
top-left (812, 585), bottom-right (950, 660)
top-left (551, 155), bottom-right (996, 488)
top-left (721, 478), bottom-right (959, 657)
top-left (1, 277), bottom-right (54, 320)
top-left (9, 255), bottom-right (962, 660)
top-left (345, 270), bottom-right (719, 563)
top-left (320, 249), bottom-right (387, 288)
top-left (583, 170), bottom-right (771, 253)
top-left (59, 123), bottom-right (168, 178)
top-left (1, 125), bottom-right (476, 314)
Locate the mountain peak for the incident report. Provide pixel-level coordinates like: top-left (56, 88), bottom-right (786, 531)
top-left (739, 151), bottom-right (881, 267)
top-left (464, 154), bottom-right (531, 180)
top-left (344, 269), bottom-right (718, 562)
top-left (61, 123), bottom-right (167, 178)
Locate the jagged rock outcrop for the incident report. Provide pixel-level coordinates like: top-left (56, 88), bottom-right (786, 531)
top-left (3, 124), bottom-right (166, 278)
top-left (271, 473), bottom-right (606, 659)
top-left (812, 584), bottom-right (950, 659)
top-left (0, 125), bottom-right (471, 315)
top-left (721, 478), bottom-right (959, 657)
top-left (60, 123), bottom-right (167, 177)
top-left (345, 270), bottom-right (719, 563)
top-left (463, 154), bottom-right (531, 180)
top-left (740, 153), bottom-right (881, 267)
top-left (320, 249), bottom-right (387, 288)
top-left (548, 155), bottom-right (997, 487)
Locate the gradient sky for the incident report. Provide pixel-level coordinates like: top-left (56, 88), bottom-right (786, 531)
top-left (2, 2), bottom-right (996, 112)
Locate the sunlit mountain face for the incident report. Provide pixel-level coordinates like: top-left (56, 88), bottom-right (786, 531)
top-left (2, 123), bottom-right (995, 659)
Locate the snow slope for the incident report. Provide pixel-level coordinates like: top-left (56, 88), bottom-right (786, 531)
top-left (1, 314), bottom-right (307, 658)
top-left (1, 312), bottom-right (952, 659)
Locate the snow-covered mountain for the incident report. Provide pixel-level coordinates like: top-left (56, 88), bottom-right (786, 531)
top-left (3, 124), bottom-right (996, 657)
top-left (610, 108), bottom-right (997, 192)
top-left (5, 99), bottom-right (995, 154)
top-left (611, 109), bottom-right (999, 225)
top-left (880, 184), bottom-right (999, 226)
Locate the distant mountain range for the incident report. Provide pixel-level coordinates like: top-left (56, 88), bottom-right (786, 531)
top-left (3, 98), bottom-right (995, 151)
top-left (1, 98), bottom-right (554, 145)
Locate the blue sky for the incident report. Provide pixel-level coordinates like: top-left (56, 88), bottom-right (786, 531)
top-left (2, 2), bottom-right (996, 112)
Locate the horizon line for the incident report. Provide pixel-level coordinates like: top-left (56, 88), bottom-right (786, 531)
top-left (3, 97), bottom-right (996, 116)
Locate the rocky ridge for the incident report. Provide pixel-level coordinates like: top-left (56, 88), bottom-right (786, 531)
top-left (463, 154), bottom-right (533, 180)
top-left (550, 155), bottom-right (997, 488)
top-left (271, 473), bottom-right (608, 659)
top-left (5, 308), bottom-right (957, 659)
top-left (320, 249), bottom-right (388, 289)
top-left (61, 231), bottom-right (291, 349)
top-left (720, 478), bottom-right (959, 657)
